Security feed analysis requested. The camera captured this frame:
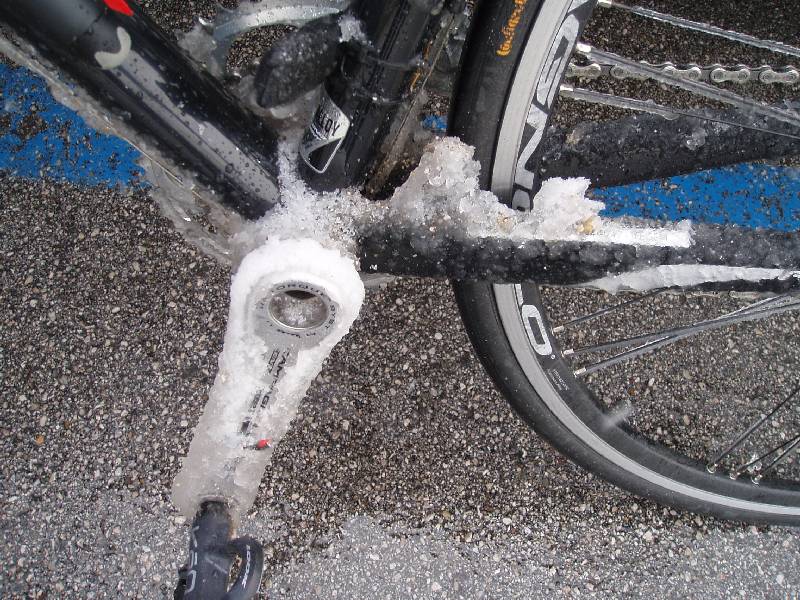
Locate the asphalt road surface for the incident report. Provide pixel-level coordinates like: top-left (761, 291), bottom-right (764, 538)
top-left (2, 1), bottom-right (800, 599)
top-left (3, 180), bottom-right (800, 600)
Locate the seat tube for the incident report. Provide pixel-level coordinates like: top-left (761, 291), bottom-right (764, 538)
top-left (298, 0), bottom-right (450, 192)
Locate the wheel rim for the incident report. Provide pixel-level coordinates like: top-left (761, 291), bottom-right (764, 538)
top-left (490, 0), bottom-right (800, 515)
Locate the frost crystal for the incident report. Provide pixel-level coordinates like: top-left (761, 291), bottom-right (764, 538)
top-left (172, 239), bottom-right (364, 522)
top-left (587, 265), bottom-right (800, 293)
top-left (338, 14), bottom-right (367, 43)
top-left (232, 138), bottom-right (366, 260)
top-left (384, 138), bottom-right (691, 247)
top-left (234, 136), bottom-right (692, 261)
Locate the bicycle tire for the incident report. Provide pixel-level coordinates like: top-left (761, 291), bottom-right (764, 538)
top-left (451, 0), bottom-right (800, 523)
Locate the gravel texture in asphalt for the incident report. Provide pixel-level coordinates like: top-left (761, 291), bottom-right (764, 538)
top-left (2, 180), bottom-right (799, 599)
top-left (2, 1), bottom-right (800, 598)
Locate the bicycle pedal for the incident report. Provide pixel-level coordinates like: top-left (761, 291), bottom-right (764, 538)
top-left (254, 16), bottom-right (343, 109)
top-left (174, 502), bottom-right (264, 600)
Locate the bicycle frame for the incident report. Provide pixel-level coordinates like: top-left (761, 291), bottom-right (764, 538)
top-left (4, 4), bottom-right (800, 596)
top-left (1, 0), bottom-right (799, 291)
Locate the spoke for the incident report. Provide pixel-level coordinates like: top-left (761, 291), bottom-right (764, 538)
top-left (560, 85), bottom-right (680, 119)
top-left (597, 0), bottom-right (800, 60)
top-left (569, 295), bottom-right (798, 357)
top-left (559, 85), bottom-right (800, 141)
top-left (571, 296), bottom-right (800, 376)
top-left (552, 289), bottom-right (663, 333)
top-left (730, 433), bottom-right (800, 480)
top-left (753, 437), bottom-right (800, 483)
top-left (707, 385), bottom-right (800, 470)
top-left (576, 45), bottom-right (800, 131)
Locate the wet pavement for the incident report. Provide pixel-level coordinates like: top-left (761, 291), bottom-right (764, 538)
top-left (2, 179), bottom-right (799, 599)
top-left (2, 1), bottom-right (800, 598)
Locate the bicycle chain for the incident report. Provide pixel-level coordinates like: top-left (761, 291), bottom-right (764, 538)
top-left (567, 60), bottom-right (800, 86)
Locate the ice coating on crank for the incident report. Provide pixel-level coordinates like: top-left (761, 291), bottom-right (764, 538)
top-left (171, 136), bottom-right (693, 520)
top-left (172, 239), bottom-right (364, 521)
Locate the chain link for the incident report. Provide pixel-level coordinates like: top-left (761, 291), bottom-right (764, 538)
top-left (568, 60), bottom-right (800, 86)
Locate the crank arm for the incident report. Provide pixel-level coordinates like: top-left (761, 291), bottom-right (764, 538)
top-left (172, 238), bottom-right (364, 522)
top-left (172, 238), bottom-right (363, 597)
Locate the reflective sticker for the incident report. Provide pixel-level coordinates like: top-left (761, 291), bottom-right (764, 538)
top-left (300, 91), bottom-right (350, 174)
top-left (546, 368), bottom-right (570, 392)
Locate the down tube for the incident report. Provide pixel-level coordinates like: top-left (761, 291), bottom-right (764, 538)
top-left (0, 0), bottom-right (280, 220)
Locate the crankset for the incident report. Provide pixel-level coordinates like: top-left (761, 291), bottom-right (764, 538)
top-left (172, 238), bottom-right (365, 598)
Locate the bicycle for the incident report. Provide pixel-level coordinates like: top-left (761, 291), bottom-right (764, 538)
top-left (1, 0), bottom-right (799, 597)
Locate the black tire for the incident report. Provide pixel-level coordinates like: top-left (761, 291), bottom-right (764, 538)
top-left (450, 0), bottom-right (800, 523)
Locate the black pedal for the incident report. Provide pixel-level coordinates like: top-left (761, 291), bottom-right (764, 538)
top-left (174, 502), bottom-right (264, 600)
top-left (254, 16), bottom-right (344, 108)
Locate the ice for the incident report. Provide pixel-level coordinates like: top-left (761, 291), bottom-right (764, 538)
top-left (686, 127), bottom-right (707, 150)
top-left (338, 14), bottom-right (366, 43)
top-left (190, 135), bottom-right (694, 522)
top-left (178, 1), bottom-right (353, 76)
top-left (269, 291), bottom-right (327, 328)
top-left (382, 137), bottom-right (692, 248)
top-left (586, 264), bottom-right (800, 293)
top-left (172, 238), bottom-right (364, 522)
top-left (235, 137), bottom-right (692, 262)
top-left (232, 138), bottom-right (368, 259)
top-left (0, 34), bottom-right (243, 264)
top-left (5, 27), bottom-right (691, 266)
top-left (176, 137), bottom-right (697, 520)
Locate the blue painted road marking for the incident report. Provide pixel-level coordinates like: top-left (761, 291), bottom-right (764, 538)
top-left (422, 114), bottom-right (448, 133)
top-left (593, 162), bottom-right (800, 233)
top-left (1, 64), bottom-right (798, 232)
top-left (0, 64), bottom-right (143, 189)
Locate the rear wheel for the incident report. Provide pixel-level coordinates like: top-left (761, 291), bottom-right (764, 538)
top-left (452, 0), bottom-right (800, 523)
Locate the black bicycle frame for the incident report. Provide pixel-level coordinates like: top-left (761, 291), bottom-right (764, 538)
top-left (0, 0), bottom-right (281, 220)
top-left (1, 0), bottom-right (800, 290)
